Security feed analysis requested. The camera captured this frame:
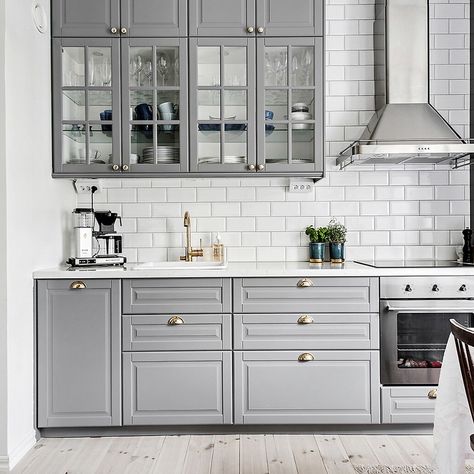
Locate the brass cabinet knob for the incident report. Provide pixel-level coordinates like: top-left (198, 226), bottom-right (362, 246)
top-left (120, 27), bottom-right (128, 34)
top-left (257, 26), bottom-right (264, 33)
top-left (168, 316), bottom-right (184, 326)
top-left (298, 352), bottom-right (314, 362)
top-left (297, 315), bottom-right (313, 325)
top-left (248, 164), bottom-right (256, 171)
top-left (122, 164), bottom-right (129, 171)
top-left (297, 278), bottom-right (314, 288)
top-left (247, 26), bottom-right (254, 33)
top-left (428, 389), bottom-right (438, 399)
top-left (110, 27), bottom-right (118, 34)
top-left (112, 164), bottom-right (120, 171)
top-left (257, 164), bottom-right (265, 171)
top-left (70, 281), bottom-right (86, 290)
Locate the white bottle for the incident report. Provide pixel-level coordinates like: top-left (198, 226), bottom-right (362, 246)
top-left (213, 233), bottom-right (224, 262)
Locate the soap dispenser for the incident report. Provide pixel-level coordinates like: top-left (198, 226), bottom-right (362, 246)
top-left (213, 233), bottom-right (224, 262)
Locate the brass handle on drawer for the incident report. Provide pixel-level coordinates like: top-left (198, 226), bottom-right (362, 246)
top-left (297, 315), bottom-right (313, 325)
top-left (168, 316), bottom-right (184, 326)
top-left (70, 281), bottom-right (86, 290)
top-left (297, 278), bottom-right (314, 288)
top-left (298, 352), bottom-right (314, 362)
top-left (428, 389), bottom-right (438, 400)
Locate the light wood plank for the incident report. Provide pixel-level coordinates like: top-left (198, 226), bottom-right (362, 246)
top-left (315, 435), bottom-right (356, 474)
top-left (391, 435), bottom-right (432, 465)
top-left (182, 435), bottom-right (215, 474)
top-left (365, 435), bottom-right (409, 465)
top-left (151, 435), bottom-right (190, 474)
top-left (240, 434), bottom-right (268, 474)
top-left (265, 435), bottom-right (298, 474)
top-left (210, 435), bottom-right (240, 474)
top-left (12, 438), bottom-right (63, 474)
top-left (340, 435), bottom-right (379, 467)
top-left (124, 436), bottom-right (165, 474)
top-left (288, 434), bottom-right (327, 474)
top-left (94, 436), bottom-right (143, 473)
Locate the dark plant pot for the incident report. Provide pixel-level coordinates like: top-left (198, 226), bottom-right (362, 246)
top-left (329, 243), bottom-right (345, 263)
top-left (309, 242), bottom-right (325, 263)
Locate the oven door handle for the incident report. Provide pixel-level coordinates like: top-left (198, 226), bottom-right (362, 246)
top-left (386, 305), bottom-right (474, 313)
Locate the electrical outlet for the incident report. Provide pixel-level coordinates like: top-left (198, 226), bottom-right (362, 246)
top-left (74, 179), bottom-right (103, 194)
top-left (288, 178), bottom-right (313, 193)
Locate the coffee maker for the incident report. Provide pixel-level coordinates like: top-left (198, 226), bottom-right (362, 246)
top-left (94, 211), bottom-right (124, 256)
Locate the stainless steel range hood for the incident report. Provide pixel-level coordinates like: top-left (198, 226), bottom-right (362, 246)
top-left (337, 0), bottom-right (474, 169)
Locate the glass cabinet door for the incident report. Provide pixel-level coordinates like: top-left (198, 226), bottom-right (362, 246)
top-left (257, 37), bottom-right (323, 174)
top-left (190, 38), bottom-right (256, 173)
top-left (53, 38), bottom-right (121, 175)
top-left (122, 38), bottom-right (188, 173)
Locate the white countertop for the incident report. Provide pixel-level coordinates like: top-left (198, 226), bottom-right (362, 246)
top-left (33, 261), bottom-right (474, 279)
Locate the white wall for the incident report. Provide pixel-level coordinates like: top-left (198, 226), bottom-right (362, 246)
top-left (1, 0), bottom-right (74, 469)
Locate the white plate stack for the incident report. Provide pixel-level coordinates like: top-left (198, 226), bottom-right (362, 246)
top-left (141, 146), bottom-right (179, 164)
top-left (199, 155), bottom-right (246, 164)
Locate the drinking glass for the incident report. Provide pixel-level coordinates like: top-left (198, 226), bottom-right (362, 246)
top-left (157, 54), bottom-right (168, 86)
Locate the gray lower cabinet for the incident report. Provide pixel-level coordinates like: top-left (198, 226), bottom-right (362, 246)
top-left (37, 279), bottom-right (121, 428)
top-left (381, 386), bottom-right (437, 424)
top-left (123, 351), bottom-right (232, 425)
top-left (234, 351), bottom-right (380, 424)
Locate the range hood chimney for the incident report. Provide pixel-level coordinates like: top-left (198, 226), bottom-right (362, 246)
top-left (337, 0), bottom-right (474, 169)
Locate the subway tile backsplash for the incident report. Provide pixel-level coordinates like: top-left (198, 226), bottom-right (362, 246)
top-left (78, 0), bottom-right (470, 263)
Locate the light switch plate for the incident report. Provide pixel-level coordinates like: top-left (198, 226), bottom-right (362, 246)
top-left (74, 179), bottom-right (103, 195)
top-left (288, 178), bottom-right (314, 193)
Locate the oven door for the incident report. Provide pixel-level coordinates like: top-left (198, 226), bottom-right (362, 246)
top-left (380, 299), bottom-right (473, 385)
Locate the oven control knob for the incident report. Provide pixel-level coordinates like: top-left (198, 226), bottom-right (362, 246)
top-left (460, 284), bottom-right (467, 292)
top-left (432, 284), bottom-right (440, 292)
top-left (404, 284), bottom-right (412, 292)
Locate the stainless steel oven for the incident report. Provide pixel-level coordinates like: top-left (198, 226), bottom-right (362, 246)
top-left (380, 276), bottom-right (474, 385)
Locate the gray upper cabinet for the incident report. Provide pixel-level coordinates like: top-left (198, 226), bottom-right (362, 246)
top-left (37, 279), bottom-right (121, 428)
top-left (257, 0), bottom-right (323, 36)
top-left (189, 0), bottom-right (255, 37)
top-left (53, 0), bottom-right (186, 37)
top-left (52, 0), bottom-right (120, 38)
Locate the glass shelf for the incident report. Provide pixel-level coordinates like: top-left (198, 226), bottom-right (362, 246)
top-left (63, 89), bottom-right (112, 107)
top-left (265, 128), bottom-right (314, 143)
top-left (63, 129), bottom-right (179, 144)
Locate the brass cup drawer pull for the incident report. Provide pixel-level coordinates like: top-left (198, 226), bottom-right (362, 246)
top-left (298, 352), bottom-right (314, 362)
top-left (427, 389), bottom-right (438, 400)
top-left (70, 281), bottom-right (86, 290)
top-left (297, 278), bottom-right (314, 288)
top-left (168, 316), bottom-right (184, 326)
top-left (297, 315), bottom-right (313, 324)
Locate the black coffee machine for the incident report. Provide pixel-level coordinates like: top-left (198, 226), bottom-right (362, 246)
top-left (94, 211), bottom-right (123, 256)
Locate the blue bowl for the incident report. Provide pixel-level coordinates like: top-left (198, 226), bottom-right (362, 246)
top-left (265, 110), bottom-right (274, 120)
top-left (199, 123), bottom-right (248, 132)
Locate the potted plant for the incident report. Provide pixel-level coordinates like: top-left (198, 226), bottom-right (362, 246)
top-left (327, 218), bottom-right (347, 263)
top-left (305, 225), bottom-right (328, 263)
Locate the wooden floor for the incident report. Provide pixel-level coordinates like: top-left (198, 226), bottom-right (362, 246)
top-left (11, 434), bottom-right (449, 473)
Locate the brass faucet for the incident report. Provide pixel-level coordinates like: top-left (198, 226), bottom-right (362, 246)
top-left (180, 211), bottom-right (203, 262)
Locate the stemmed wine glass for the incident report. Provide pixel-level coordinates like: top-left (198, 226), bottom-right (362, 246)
top-left (143, 61), bottom-right (153, 87)
top-left (157, 54), bottom-right (168, 86)
top-left (130, 54), bottom-right (143, 87)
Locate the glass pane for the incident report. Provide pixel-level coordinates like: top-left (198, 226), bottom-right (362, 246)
top-left (130, 47), bottom-right (153, 87)
top-left (224, 90), bottom-right (247, 120)
top-left (198, 128), bottom-right (221, 164)
top-left (264, 47), bottom-right (287, 86)
top-left (265, 89), bottom-right (287, 121)
top-left (89, 125), bottom-right (113, 164)
top-left (198, 90), bottom-right (220, 120)
top-left (62, 91), bottom-right (85, 120)
top-left (224, 129), bottom-right (247, 164)
top-left (62, 47), bottom-right (85, 86)
top-left (130, 91), bottom-right (154, 118)
top-left (224, 47), bottom-right (246, 86)
top-left (291, 90), bottom-right (315, 116)
top-left (265, 124), bottom-right (288, 164)
top-left (156, 46), bottom-right (179, 87)
top-left (62, 126), bottom-right (85, 164)
top-left (89, 90), bottom-right (112, 123)
top-left (157, 90), bottom-right (180, 114)
top-left (88, 47), bottom-right (112, 87)
top-left (291, 46), bottom-right (314, 87)
top-left (131, 124), bottom-right (153, 162)
top-left (292, 125), bottom-right (314, 163)
top-left (198, 47), bottom-right (220, 86)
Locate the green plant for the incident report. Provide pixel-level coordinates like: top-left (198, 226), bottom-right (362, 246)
top-left (327, 218), bottom-right (347, 243)
top-left (305, 225), bottom-right (329, 243)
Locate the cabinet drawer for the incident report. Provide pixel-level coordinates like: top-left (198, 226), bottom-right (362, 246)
top-left (123, 314), bottom-right (232, 351)
top-left (234, 313), bottom-right (379, 350)
top-left (123, 279), bottom-right (231, 314)
top-left (234, 350), bottom-right (380, 424)
top-left (123, 352), bottom-right (232, 425)
top-left (381, 386), bottom-right (437, 424)
top-left (233, 277), bottom-right (378, 313)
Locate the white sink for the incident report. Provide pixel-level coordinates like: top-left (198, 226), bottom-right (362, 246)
top-left (130, 260), bottom-right (227, 270)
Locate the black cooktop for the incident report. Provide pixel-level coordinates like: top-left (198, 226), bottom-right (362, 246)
top-left (354, 260), bottom-right (473, 268)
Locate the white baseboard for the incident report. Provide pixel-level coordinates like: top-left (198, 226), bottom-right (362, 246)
top-left (3, 431), bottom-right (37, 471)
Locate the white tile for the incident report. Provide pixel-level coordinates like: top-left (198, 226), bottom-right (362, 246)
top-left (374, 216), bottom-right (404, 230)
top-left (181, 178), bottom-right (210, 187)
top-left (359, 171), bottom-right (389, 185)
top-left (122, 179), bottom-right (151, 188)
top-left (420, 231), bottom-right (450, 245)
top-left (137, 188), bottom-right (167, 202)
top-left (256, 187), bottom-right (286, 201)
top-left (181, 203), bottom-right (212, 217)
top-left (137, 247), bottom-right (168, 262)
top-left (196, 217), bottom-right (226, 232)
top-left (227, 217), bottom-right (255, 232)
top-left (331, 201), bottom-right (359, 216)
top-left (329, 171), bottom-right (359, 186)
top-left (242, 232), bottom-right (270, 246)
top-left (405, 186), bottom-right (434, 200)
top-left (152, 233), bottom-right (182, 248)
top-left (152, 178), bottom-right (180, 187)
top-left (375, 186), bottom-right (404, 200)
top-left (241, 202), bottom-right (271, 216)
top-left (374, 246), bottom-right (405, 260)
top-left (360, 231), bottom-right (389, 245)
top-left (122, 203), bottom-right (152, 218)
top-left (137, 218), bottom-right (166, 232)
top-left (151, 203), bottom-right (181, 218)
top-left (344, 216), bottom-right (374, 231)
top-left (300, 202), bottom-right (330, 216)
top-left (391, 231), bottom-right (420, 246)
top-left (286, 217), bottom-right (312, 232)
top-left (167, 188), bottom-right (196, 202)
top-left (286, 246), bottom-right (308, 262)
top-left (405, 216), bottom-right (434, 230)
top-left (344, 186), bottom-right (374, 201)
top-left (404, 246), bottom-right (434, 260)
top-left (218, 232), bottom-right (241, 247)
top-left (347, 246), bottom-right (375, 261)
top-left (211, 202), bottom-right (241, 217)
top-left (257, 247), bottom-right (286, 262)
top-left (360, 201), bottom-right (389, 216)
top-left (390, 201), bottom-right (420, 215)
top-left (435, 215), bottom-right (465, 230)
top-left (450, 200), bottom-right (469, 215)
top-left (256, 217), bottom-right (286, 231)
top-left (228, 187), bottom-right (257, 201)
top-left (435, 185), bottom-right (465, 200)
top-left (270, 202), bottom-right (300, 216)
top-left (419, 201), bottom-right (450, 215)
top-left (315, 187), bottom-right (345, 201)
top-left (435, 246), bottom-right (457, 261)
top-left (197, 188), bottom-right (227, 202)
top-left (271, 232), bottom-right (301, 246)
top-left (123, 233), bottom-right (152, 248)
top-left (107, 188), bottom-right (137, 203)
top-left (120, 218), bottom-right (137, 233)
top-left (226, 247), bottom-right (256, 262)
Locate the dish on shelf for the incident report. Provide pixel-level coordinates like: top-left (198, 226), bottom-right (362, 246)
top-left (291, 103), bottom-right (309, 112)
top-left (265, 124), bottom-right (275, 135)
top-left (141, 146), bottom-right (179, 164)
top-left (266, 158), bottom-right (312, 164)
top-left (209, 115), bottom-right (236, 121)
top-left (198, 123), bottom-right (247, 132)
top-left (199, 155), bottom-right (246, 164)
